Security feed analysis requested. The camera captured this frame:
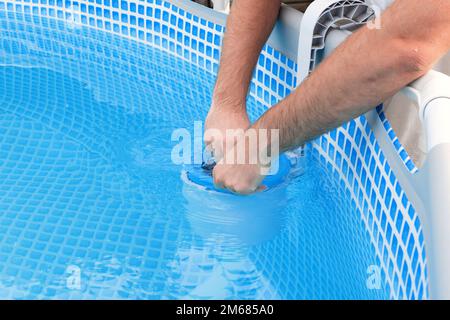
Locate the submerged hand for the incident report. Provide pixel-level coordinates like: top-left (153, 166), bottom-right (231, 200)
top-left (205, 101), bottom-right (270, 195)
top-left (212, 135), bottom-right (271, 195)
top-left (213, 161), bottom-right (266, 195)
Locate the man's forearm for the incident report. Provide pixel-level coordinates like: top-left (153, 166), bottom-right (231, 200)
top-left (253, 0), bottom-right (450, 152)
top-left (213, 0), bottom-right (281, 108)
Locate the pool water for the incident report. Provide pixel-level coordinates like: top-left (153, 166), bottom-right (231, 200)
top-left (0, 11), bottom-right (389, 299)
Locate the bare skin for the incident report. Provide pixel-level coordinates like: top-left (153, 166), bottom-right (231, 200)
top-left (207, 0), bottom-right (450, 195)
top-left (205, 0), bottom-right (281, 154)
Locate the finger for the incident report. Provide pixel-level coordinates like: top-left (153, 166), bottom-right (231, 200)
top-left (212, 170), bottom-right (225, 190)
top-left (204, 142), bottom-right (213, 152)
top-left (229, 185), bottom-right (255, 196)
top-left (213, 178), bottom-right (225, 190)
top-left (256, 185), bottom-right (268, 192)
top-left (226, 187), bottom-right (243, 195)
top-left (227, 186), bottom-right (238, 194)
top-left (208, 143), bottom-right (224, 162)
top-left (220, 181), bottom-right (243, 195)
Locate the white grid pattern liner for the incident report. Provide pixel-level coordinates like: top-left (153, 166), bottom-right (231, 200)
top-left (1, 0), bottom-right (298, 109)
top-left (314, 121), bottom-right (427, 299)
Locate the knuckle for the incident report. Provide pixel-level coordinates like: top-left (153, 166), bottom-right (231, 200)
top-left (213, 175), bottom-right (222, 185)
top-left (235, 183), bottom-right (252, 194)
top-left (212, 172), bottom-right (222, 184)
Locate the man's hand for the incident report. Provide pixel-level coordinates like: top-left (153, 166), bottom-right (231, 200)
top-left (213, 158), bottom-right (266, 195)
top-left (212, 132), bottom-right (271, 195)
top-left (204, 100), bottom-right (250, 158)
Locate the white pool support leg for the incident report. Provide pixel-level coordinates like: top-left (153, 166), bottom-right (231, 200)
top-left (420, 134), bottom-right (450, 300)
top-left (423, 99), bottom-right (450, 148)
top-left (299, 0), bottom-right (450, 299)
top-left (406, 75), bottom-right (450, 300)
top-left (403, 71), bottom-right (450, 148)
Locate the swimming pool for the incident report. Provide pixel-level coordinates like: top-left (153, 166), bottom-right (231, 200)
top-left (0, 0), bottom-right (429, 299)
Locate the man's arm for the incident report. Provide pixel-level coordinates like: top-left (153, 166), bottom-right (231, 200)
top-left (204, 0), bottom-right (281, 153)
top-left (213, 0), bottom-right (450, 194)
top-left (255, 0), bottom-right (450, 151)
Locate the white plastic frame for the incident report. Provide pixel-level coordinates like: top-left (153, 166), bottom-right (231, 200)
top-left (298, 0), bottom-right (450, 300)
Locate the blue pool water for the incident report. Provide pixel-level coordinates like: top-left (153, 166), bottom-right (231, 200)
top-left (0, 11), bottom-right (390, 299)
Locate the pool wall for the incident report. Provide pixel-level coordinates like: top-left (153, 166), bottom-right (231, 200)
top-left (0, 0), bottom-right (428, 299)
